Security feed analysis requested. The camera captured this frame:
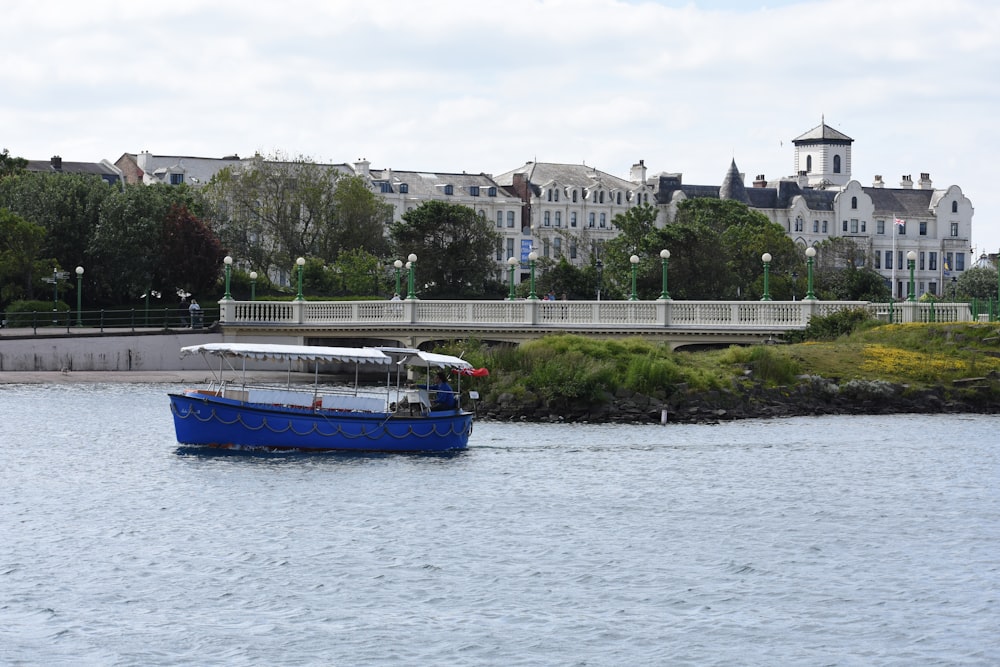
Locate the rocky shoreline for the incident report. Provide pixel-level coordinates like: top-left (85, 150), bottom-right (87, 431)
top-left (475, 372), bottom-right (1000, 424)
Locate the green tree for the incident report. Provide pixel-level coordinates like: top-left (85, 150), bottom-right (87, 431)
top-left (0, 148), bottom-right (28, 179)
top-left (203, 152), bottom-right (348, 276)
top-left (389, 200), bottom-right (502, 298)
top-left (320, 175), bottom-right (393, 261)
top-left (160, 204), bottom-right (226, 300)
top-left (0, 208), bottom-right (46, 304)
top-left (0, 172), bottom-right (113, 275)
top-left (956, 265), bottom-right (998, 300)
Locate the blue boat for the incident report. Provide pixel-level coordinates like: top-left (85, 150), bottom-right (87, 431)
top-left (168, 343), bottom-right (477, 453)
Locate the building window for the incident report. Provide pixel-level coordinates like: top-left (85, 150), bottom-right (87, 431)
top-left (951, 222), bottom-right (959, 237)
top-left (507, 211), bottom-right (515, 228)
top-left (794, 217), bottom-right (803, 232)
top-left (170, 173), bottom-right (184, 185)
top-left (496, 211), bottom-right (503, 228)
top-left (599, 213), bottom-right (606, 228)
top-left (489, 186), bottom-right (496, 196)
top-left (806, 155), bottom-right (812, 172)
top-left (555, 211), bottom-right (562, 228)
top-left (478, 209), bottom-right (485, 218)
top-left (506, 238), bottom-right (514, 260)
top-left (572, 190), bottom-right (578, 202)
top-left (588, 213), bottom-right (595, 228)
top-left (956, 252), bottom-right (965, 271)
top-left (813, 220), bottom-right (819, 232)
top-left (570, 212), bottom-right (577, 228)
top-left (885, 251), bottom-right (893, 270)
top-left (554, 189), bottom-right (559, 202)
top-left (898, 222), bottom-right (906, 235)
top-left (834, 155), bottom-right (842, 174)
top-left (877, 220), bottom-right (885, 234)
top-left (919, 252), bottom-right (925, 270)
top-left (842, 220), bottom-right (848, 232)
top-left (861, 221), bottom-right (867, 233)
top-left (875, 252), bottom-right (881, 269)
top-left (543, 238), bottom-right (550, 259)
top-left (822, 221), bottom-right (828, 233)
top-left (920, 221), bottom-right (927, 236)
top-left (952, 201), bottom-right (958, 213)
top-left (470, 185), bottom-right (480, 197)
top-left (544, 211), bottom-right (551, 227)
top-left (399, 183), bottom-right (409, 194)
top-left (443, 184), bottom-right (453, 195)
top-left (554, 237), bottom-right (562, 258)
top-left (929, 252), bottom-right (937, 270)
top-left (496, 239), bottom-right (503, 261)
top-left (850, 219), bottom-right (858, 233)
top-left (617, 192), bottom-right (622, 205)
top-left (570, 239), bottom-right (577, 259)
top-left (851, 196), bottom-right (857, 209)
top-left (600, 191), bottom-right (605, 204)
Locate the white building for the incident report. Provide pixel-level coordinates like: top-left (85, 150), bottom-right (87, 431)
top-left (654, 120), bottom-right (974, 299)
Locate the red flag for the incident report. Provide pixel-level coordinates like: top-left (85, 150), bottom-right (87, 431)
top-left (894, 217), bottom-right (906, 226)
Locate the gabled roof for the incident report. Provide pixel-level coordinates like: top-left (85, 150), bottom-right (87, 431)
top-left (26, 158), bottom-right (119, 181)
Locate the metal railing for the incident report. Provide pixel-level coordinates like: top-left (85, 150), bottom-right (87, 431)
top-left (0, 306), bottom-right (220, 335)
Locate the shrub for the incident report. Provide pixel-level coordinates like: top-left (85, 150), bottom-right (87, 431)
top-left (4, 300), bottom-right (70, 327)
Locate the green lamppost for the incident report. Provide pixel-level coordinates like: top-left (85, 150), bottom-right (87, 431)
top-left (406, 253), bottom-right (418, 300)
top-left (75, 265), bottom-right (84, 326)
top-left (629, 254), bottom-right (640, 301)
top-left (658, 249), bottom-right (671, 300)
top-left (249, 271), bottom-right (257, 301)
top-left (804, 246), bottom-right (817, 300)
top-left (295, 256), bottom-right (305, 301)
top-left (507, 256), bottom-right (519, 300)
top-left (906, 250), bottom-right (917, 302)
top-left (527, 251), bottom-right (539, 300)
top-left (760, 253), bottom-right (772, 301)
top-left (223, 255), bottom-right (233, 299)
top-left (393, 259), bottom-right (403, 296)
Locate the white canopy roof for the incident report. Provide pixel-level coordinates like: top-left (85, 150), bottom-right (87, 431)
top-left (180, 343), bottom-right (391, 365)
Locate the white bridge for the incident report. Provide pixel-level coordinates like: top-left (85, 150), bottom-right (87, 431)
top-left (219, 299), bottom-right (975, 350)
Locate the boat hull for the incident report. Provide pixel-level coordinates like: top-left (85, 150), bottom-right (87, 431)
top-left (169, 391), bottom-right (472, 453)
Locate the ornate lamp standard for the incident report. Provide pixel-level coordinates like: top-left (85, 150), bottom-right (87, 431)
top-left (629, 254), bottom-right (640, 301)
top-left (249, 271), bottom-right (258, 301)
top-left (295, 257), bottom-right (306, 301)
top-left (527, 251), bottom-right (539, 300)
top-left (658, 249), bottom-right (671, 300)
top-left (760, 253), bottom-right (773, 301)
top-left (393, 259), bottom-right (403, 296)
top-left (406, 253), bottom-right (418, 300)
top-left (75, 266), bottom-right (84, 326)
top-left (906, 250), bottom-right (917, 302)
top-left (223, 255), bottom-right (233, 300)
top-left (507, 256), bottom-right (519, 300)
top-left (804, 246), bottom-right (817, 300)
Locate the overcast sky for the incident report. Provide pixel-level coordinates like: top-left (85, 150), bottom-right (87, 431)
top-left (6, 0), bottom-right (999, 253)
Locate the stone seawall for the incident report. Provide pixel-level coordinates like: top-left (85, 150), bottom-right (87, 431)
top-left (0, 331), bottom-right (223, 372)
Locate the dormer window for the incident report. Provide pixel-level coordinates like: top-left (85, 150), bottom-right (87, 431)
top-left (444, 184), bottom-right (453, 195)
top-left (488, 186), bottom-right (496, 197)
top-left (572, 190), bottom-right (578, 202)
top-left (469, 185), bottom-right (480, 197)
top-left (399, 183), bottom-right (409, 194)
top-left (170, 173), bottom-right (184, 185)
top-left (378, 182), bottom-right (392, 193)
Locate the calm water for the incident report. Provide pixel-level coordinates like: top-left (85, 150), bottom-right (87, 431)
top-left (1, 383), bottom-right (998, 666)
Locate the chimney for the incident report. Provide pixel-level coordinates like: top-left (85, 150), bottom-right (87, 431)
top-left (354, 158), bottom-right (370, 178)
top-left (797, 170), bottom-right (809, 188)
top-left (51, 155), bottom-right (62, 170)
top-left (873, 174), bottom-right (884, 188)
top-left (630, 159), bottom-right (647, 184)
top-left (900, 174), bottom-right (913, 189)
top-left (753, 174), bottom-right (767, 188)
top-left (918, 172), bottom-right (933, 189)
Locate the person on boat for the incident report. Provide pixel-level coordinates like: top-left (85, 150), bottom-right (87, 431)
top-left (422, 371), bottom-right (456, 411)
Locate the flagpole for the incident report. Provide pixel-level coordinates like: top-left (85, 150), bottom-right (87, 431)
top-left (892, 212), bottom-right (897, 299)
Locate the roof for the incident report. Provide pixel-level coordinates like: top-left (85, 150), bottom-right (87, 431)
top-left (863, 187), bottom-right (935, 219)
top-left (367, 168), bottom-right (511, 198)
top-left (493, 161), bottom-right (638, 195)
top-left (180, 343), bottom-right (391, 365)
top-left (25, 158), bottom-right (120, 182)
top-left (792, 121), bottom-right (853, 144)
